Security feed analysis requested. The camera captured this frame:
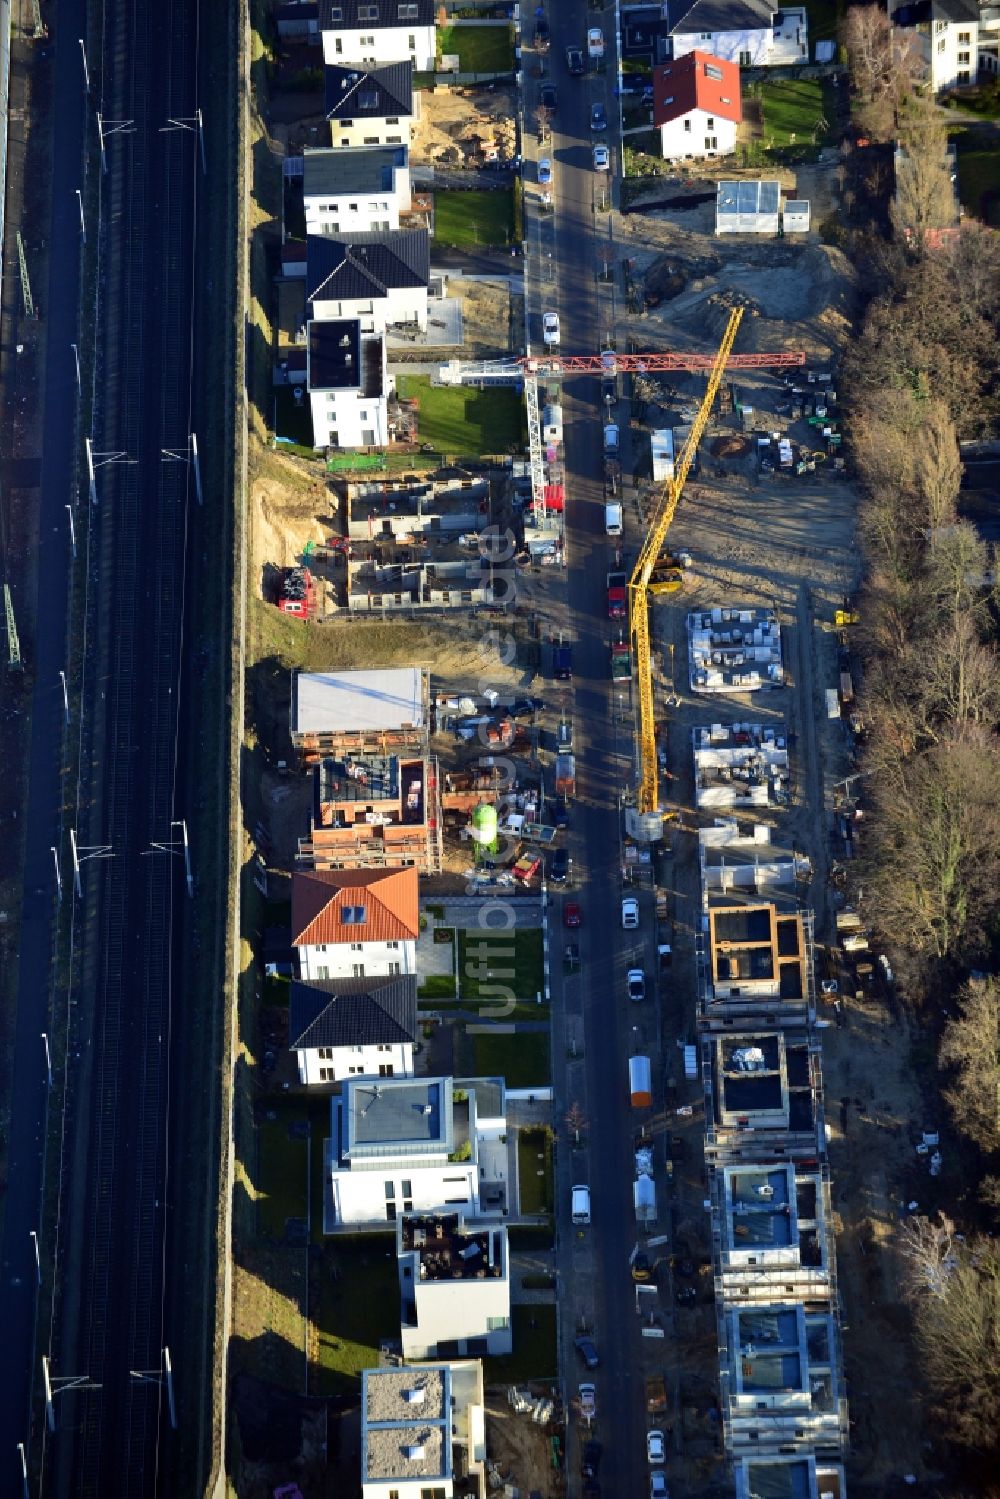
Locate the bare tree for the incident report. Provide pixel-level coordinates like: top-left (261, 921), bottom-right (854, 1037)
top-left (910, 1235), bottom-right (1000, 1451)
top-left (898, 1212), bottom-right (958, 1300)
top-left (564, 1101), bottom-right (588, 1146)
top-left (891, 96), bottom-right (958, 244)
top-left (842, 5), bottom-right (922, 139)
top-left (917, 616), bottom-right (1000, 738)
top-left (939, 976), bottom-right (1000, 1152)
top-left (914, 400), bottom-right (962, 537)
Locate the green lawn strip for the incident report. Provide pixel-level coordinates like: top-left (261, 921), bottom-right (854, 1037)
top-left (473, 1029), bottom-right (550, 1088)
top-left (509, 1222), bottom-right (555, 1250)
top-left (256, 1110), bottom-right (309, 1241)
top-left (436, 23), bottom-right (514, 73)
top-left (954, 144), bottom-right (1000, 224)
top-left (417, 973), bottom-right (458, 1000)
top-left (484, 1305), bottom-right (557, 1385)
top-left (419, 999), bottom-right (545, 1020)
top-left (517, 1127), bottom-right (554, 1215)
top-left (395, 374), bottom-right (524, 455)
top-left (432, 187), bottom-right (514, 249)
top-left (760, 77), bottom-right (836, 149)
top-left (309, 1095), bottom-right (330, 1244)
top-left (274, 384), bottom-right (315, 448)
top-left (458, 927), bottom-right (543, 1000)
top-left (312, 1237), bottom-right (401, 1395)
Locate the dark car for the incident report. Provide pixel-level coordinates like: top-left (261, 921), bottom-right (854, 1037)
top-left (566, 45), bottom-right (585, 75)
top-left (602, 376), bottom-right (618, 409)
top-left (582, 1440), bottom-right (603, 1479)
top-left (534, 16), bottom-right (550, 49)
top-left (552, 797), bottom-right (569, 828)
top-left (574, 1334), bottom-right (599, 1368)
top-left (564, 901), bottom-right (582, 929)
top-left (553, 642), bottom-right (573, 680)
top-left (511, 696), bottom-right (544, 719)
top-left (550, 847), bottom-right (569, 883)
top-left (540, 81), bottom-right (558, 111)
top-left (591, 101), bottom-right (607, 132)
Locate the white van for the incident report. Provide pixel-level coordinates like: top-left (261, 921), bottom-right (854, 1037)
top-left (572, 1185), bottom-right (591, 1224)
top-left (604, 501), bottom-right (623, 536)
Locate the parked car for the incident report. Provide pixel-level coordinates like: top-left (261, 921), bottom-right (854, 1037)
top-left (511, 696), bottom-right (544, 718)
top-left (591, 101), bottom-right (607, 131)
top-left (574, 1334), bottom-right (599, 1368)
top-left (540, 81), bottom-right (558, 110)
top-left (578, 1384), bottom-right (597, 1422)
top-left (622, 895), bottom-right (639, 929)
top-left (538, 157), bottom-right (552, 185)
top-left (593, 144), bottom-right (610, 171)
top-left (582, 1439), bottom-right (603, 1478)
top-left (534, 15), bottom-right (550, 50)
top-left (566, 45), bottom-right (584, 75)
top-left (650, 1471), bottom-right (669, 1499)
top-left (587, 26), bottom-right (605, 58)
top-left (602, 375), bottom-right (618, 408)
top-left (627, 968), bottom-right (646, 1002)
top-left (550, 847), bottom-right (569, 883)
top-left (647, 1431), bottom-right (666, 1465)
top-left (553, 641), bottom-right (573, 679)
top-left (564, 901), bottom-right (582, 929)
top-left (543, 310), bottom-right (560, 346)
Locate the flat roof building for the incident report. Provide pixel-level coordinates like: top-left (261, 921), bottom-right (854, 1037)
top-left (693, 722), bottom-right (790, 810)
top-left (291, 666), bottom-right (430, 760)
top-left (703, 1030), bottom-right (826, 1165)
top-left (688, 607), bottom-right (784, 694)
top-left (361, 1361), bottom-right (486, 1499)
top-left (704, 901), bottom-right (815, 1027)
top-left (733, 1455), bottom-right (845, 1499)
top-left (398, 1212), bottom-right (510, 1360)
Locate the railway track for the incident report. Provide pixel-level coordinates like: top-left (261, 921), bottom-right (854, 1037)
top-left (46, 0), bottom-right (200, 1492)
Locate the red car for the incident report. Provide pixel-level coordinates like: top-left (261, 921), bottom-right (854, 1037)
top-left (563, 901), bottom-right (582, 929)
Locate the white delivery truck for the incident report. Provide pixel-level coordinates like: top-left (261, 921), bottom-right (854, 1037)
top-left (572, 1184), bottom-right (592, 1224)
top-left (605, 501), bottom-right (623, 536)
top-left (542, 403), bottom-right (563, 443)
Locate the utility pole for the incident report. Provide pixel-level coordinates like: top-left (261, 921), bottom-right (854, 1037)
top-left (51, 846), bottom-right (62, 902)
top-left (16, 233), bottom-right (35, 320)
top-left (4, 584), bottom-right (22, 672)
top-left (145, 820), bottom-right (194, 897)
top-left (78, 38), bottom-right (90, 93)
top-left (42, 1356), bottom-right (100, 1432)
top-left (65, 506), bottom-right (77, 558)
top-left (130, 1348), bottom-right (177, 1429)
top-left (69, 828), bottom-right (115, 896)
top-left (70, 342), bottom-right (81, 389)
top-left (59, 670), bottom-right (70, 721)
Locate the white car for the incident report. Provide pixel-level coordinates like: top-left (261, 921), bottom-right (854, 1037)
top-left (543, 310), bottom-right (560, 346)
top-left (579, 1382), bottom-right (597, 1421)
top-left (627, 968), bottom-right (646, 1002)
top-left (650, 1472), bottom-right (669, 1499)
top-left (647, 1430), bottom-right (666, 1464)
top-left (593, 144), bottom-right (610, 171)
top-left (538, 157), bottom-right (552, 185)
top-left (622, 895), bottom-right (639, 929)
top-left (587, 26), bottom-right (605, 57)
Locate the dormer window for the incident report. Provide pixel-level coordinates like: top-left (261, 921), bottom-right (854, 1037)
top-left (341, 904), bottom-right (368, 924)
top-left (358, 3), bottom-right (379, 18)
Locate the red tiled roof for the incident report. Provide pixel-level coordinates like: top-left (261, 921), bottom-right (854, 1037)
top-left (292, 867), bottom-right (420, 946)
top-left (653, 51), bottom-right (742, 128)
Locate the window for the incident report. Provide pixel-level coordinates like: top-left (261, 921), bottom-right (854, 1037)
top-left (386, 136), bottom-right (403, 144)
top-left (363, 136), bottom-right (380, 144)
top-left (739, 50), bottom-right (751, 66)
top-left (958, 30), bottom-right (971, 42)
top-left (335, 37), bottom-right (342, 53)
top-left (398, 2), bottom-right (418, 16)
top-left (342, 905), bottom-right (368, 924)
top-left (328, 432), bottom-right (339, 447)
top-left (409, 34), bottom-right (416, 49)
top-left (935, 17), bottom-right (947, 31)
top-left (352, 963), bottom-right (365, 977)
top-left (378, 1044), bottom-right (392, 1053)
top-left (385, 1182), bottom-right (395, 1200)
top-left (683, 118), bottom-right (691, 132)
top-left (349, 1064), bottom-right (364, 1074)
top-left (386, 116), bottom-right (399, 124)
top-left (350, 941), bottom-right (363, 951)
top-left (705, 136), bottom-right (718, 150)
top-left (348, 202), bottom-right (359, 212)
top-left (386, 1203), bottom-right (397, 1221)
top-left (701, 31), bottom-right (712, 39)
top-left (958, 68), bottom-right (970, 80)
top-left (317, 965), bottom-right (330, 980)
top-left (444, 1195), bottom-right (469, 1204)
top-left (389, 961), bottom-right (402, 975)
top-left (340, 118), bottom-right (355, 128)
top-left (358, 3), bottom-right (379, 18)
top-left (486, 1316), bottom-right (510, 1332)
top-left (958, 50), bottom-right (970, 62)
top-left (328, 5), bottom-right (342, 16)
top-left (359, 92), bottom-right (379, 109)
top-left (443, 1175), bottom-right (468, 1183)
top-left (379, 1063), bottom-right (394, 1076)
top-left (361, 34), bottom-right (375, 45)
top-left (937, 37), bottom-right (946, 51)
top-left (401, 1179), bottom-right (412, 1197)
top-left (706, 117), bottom-right (715, 129)
top-left (319, 1047), bottom-right (334, 1059)
top-left (362, 428), bottom-right (376, 446)
top-left (705, 63), bottom-right (723, 80)
top-left (319, 1066), bottom-right (335, 1081)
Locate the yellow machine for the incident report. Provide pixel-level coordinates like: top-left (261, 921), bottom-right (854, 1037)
top-left (628, 308), bottom-right (744, 836)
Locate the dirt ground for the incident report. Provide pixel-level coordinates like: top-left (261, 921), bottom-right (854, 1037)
top-left (411, 82), bottom-right (519, 168)
top-left (486, 1393), bottom-right (566, 1499)
top-left (449, 275), bottom-right (522, 358)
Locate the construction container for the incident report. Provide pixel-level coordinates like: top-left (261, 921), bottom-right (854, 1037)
top-left (825, 688), bottom-right (840, 720)
top-left (651, 428), bottom-right (674, 483)
top-left (629, 1055), bottom-right (652, 1108)
top-left (634, 1174), bottom-right (656, 1224)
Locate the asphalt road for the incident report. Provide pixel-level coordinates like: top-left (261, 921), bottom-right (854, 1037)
top-left (531, 11), bottom-right (660, 1497)
top-left (0, 0), bottom-right (88, 1477)
top-left (41, 1), bottom-right (201, 1493)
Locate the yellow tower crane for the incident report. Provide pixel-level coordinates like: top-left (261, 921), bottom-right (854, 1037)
top-left (627, 307), bottom-right (744, 839)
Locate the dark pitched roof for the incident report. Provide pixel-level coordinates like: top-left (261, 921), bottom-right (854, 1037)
top-left (319, 0), bottom-right (435, 28)
top-left (325, 60), bottom-right (414, 120)
top-left (307, 229), bottom-right (430, 303)
top-left (931, 0), bottom-right (979, 22)
top-left (668, 0), bottom-right (774, 34)
top-left (289, 974), bottom-right (418, 1049)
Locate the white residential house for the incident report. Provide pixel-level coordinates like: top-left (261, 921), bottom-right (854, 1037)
top-left (361, 1362), bottom-right (486, 1499)
top-left (292, 865), bottom-right (419, 982)
top-left (324, 60), bottom-right (414, 149)
top-left (667, 0), bottom-right (808, 66)
top-left (306, 318), bottom-right (390, 450)
top-left (304, 144), bottom-right (411, 237)
top-left (323, 1075), bottom-right (509, 1230)
top-left (307, 229), bottom-right (429, 333)
top-left (653, 50), bottom-right (741, 160)
top-left (398, 1212), bottom-right (511, 1358)
top-left (892, 0), bottom-right (980, 89)
top-left (288, 974), bottom-right (418, 1084)
top-left (320, 0), bottom-right (437, 71)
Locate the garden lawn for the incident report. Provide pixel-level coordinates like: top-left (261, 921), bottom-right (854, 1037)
top-left (458, 927), bottom-right (544, 1000)
top-left (473, 1028), bottom-right (550, 1088)
top-left (433, 187), bottom-right (514, 249)
top-left (484, 1305), bottom-right (557, 1384)
top-left (436, 23), bottom-right (514, 73)
top-left (257, 1112), bottom-right (309, 1241)
top-left (517, 1127), bottom-right (554, 1215)
top-left (955, 146), bottom-right (1000, 225)
top-left (760, 77), bottom-right (836, 150)
top-left (395, 375), bottom-right (524, 456)
top-left (312, 1238), bottom-right (401, 1395)
top-left (273, 383), bottom-right (315, 449)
